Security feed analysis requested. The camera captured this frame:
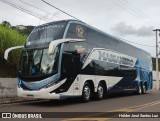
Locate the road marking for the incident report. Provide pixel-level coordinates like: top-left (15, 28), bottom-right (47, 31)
top-left (62, 100), bottom-right (160, 121)
top-left (62, 116), bottom-right (111, 121)
top-left (112, 100), bottom-right (160, 112)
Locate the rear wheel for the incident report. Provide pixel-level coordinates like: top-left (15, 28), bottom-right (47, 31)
top-left (137, 84), bottom-right (143, 95)
top-left (96, 83), bottom-right (105, 100)
top-left (142, 84), bottom-right (146, 94)
top-left (82, 82), bottom-right (91, 102)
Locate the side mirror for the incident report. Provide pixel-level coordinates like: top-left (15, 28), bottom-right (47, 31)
top-left (4, 46), bottom-right (24, 60)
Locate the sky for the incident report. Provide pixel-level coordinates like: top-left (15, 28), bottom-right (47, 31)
top-left (0, 0), bottom-right (160, 57)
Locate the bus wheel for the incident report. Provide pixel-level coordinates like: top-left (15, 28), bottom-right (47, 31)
top-left (82, 82), bottom-right (91, 102)
top-left (142, 84), bottom-right (146, 94)
top-left (96, 83), bottom-right (104, 100)
top-left (137, 84), bottom-right (142, 95)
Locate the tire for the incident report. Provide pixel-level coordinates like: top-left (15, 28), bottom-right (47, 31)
top-left (82, 82), bottom-right (91, 102)
top-left (142, 84), bottom-right (146, 94)
top-left (96, 83), bottom-right (105, 100)
top-left (137, 83), bottom-right (143, 95)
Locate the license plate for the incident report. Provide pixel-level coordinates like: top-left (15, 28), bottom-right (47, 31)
top-left (27, 94), bottom-right (34, 98)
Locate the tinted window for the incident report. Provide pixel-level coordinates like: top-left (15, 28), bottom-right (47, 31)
top-left (27, 22), bottom-right (67, 46)
top-left (66, 23), bottom-right (87, 39)
top-left (102, 35), bottom-right (115, 50)
top-left (87, 43), bottom-right (95, 54)
top-left (87, 29), bottom-right (95, 44)
top-left (104, 62), bottom-right (120, 76)
top-left (87, 29), bottom-right (103, 47)
top-left (115, 41), bottom-right (126, 54)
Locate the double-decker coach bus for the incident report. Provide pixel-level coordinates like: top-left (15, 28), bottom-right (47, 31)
top-left (4, 20), bottom-right (152, 101)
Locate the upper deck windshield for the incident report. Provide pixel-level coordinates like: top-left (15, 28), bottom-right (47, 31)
top-left (26, 22), bottom-right (67, 46)
top-left (19, 45), bottom-right (60, 80)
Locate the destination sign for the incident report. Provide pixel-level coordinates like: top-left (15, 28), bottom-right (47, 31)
top-left (31, 24), bottom-right (64, 33)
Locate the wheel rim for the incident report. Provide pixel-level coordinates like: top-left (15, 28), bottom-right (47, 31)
top-left (143, 85), bottom-right (146, 93)
top-left (98, 85), bottom-right (104, 99)
top-left (84, 85), bottom-right (91, 100)
top-left (139, 85), bottom-right (142, 94)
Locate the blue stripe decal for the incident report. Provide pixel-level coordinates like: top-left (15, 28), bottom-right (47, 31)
top-left (107, 77), bottom-right (137, 92)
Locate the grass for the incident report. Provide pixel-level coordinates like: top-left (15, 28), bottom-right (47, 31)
top-left (0, 24), bottom-right (27, 77)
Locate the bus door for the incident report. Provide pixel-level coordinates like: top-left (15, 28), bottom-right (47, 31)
top-left (61, 53), bottom-right (80, 95)
top-left (72, 54), bottom-right (80, 95)
top-left (61, 53), bottom-right (73, 79)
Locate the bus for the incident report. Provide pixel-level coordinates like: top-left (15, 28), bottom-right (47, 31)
top-left (4, 20), bottom-right (153, 102)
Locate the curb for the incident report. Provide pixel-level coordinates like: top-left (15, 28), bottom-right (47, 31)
top-left (0, 97), bottom-right (39, 105)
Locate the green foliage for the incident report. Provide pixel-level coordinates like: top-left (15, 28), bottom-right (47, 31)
top-left (2, 21), bottom-right (11, 27)
top-left (0, 24), bottom-right (27, 77)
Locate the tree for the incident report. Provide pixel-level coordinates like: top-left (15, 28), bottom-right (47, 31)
top-left (2, 21), bottom-right (11, 27)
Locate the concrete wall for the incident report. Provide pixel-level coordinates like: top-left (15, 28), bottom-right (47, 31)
top-left (0, 78), bottom-right (17, 97)
top-left (152, 71), bottom-right (160, 90)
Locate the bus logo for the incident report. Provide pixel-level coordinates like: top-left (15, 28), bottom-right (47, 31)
top-left (76, 26), bottom-right (84, 37)
top-left (2, 113), bottom-right (11, 118)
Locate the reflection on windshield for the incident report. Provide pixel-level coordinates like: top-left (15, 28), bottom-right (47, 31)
top-left (20, 46), bottom-right (60, 77)
top-left (26, 22), bottom-right (66, 46)
top-left (41, 48), bottom-right (58, 74)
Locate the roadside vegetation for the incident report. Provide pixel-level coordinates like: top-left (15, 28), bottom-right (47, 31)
top-left (0, 23), bottom-right (27, 77)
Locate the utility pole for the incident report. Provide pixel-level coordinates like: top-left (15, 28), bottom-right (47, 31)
top-left (153, 29), bottom-right (160, 90)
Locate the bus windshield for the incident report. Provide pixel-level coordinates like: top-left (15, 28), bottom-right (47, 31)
top-left (19, 46), bottom-right (60, 78)
top-left (26, 22), bottom-right (67, 46)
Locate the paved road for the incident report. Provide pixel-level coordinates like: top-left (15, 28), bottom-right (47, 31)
top-left (0, 90), bottom-right (160, 121)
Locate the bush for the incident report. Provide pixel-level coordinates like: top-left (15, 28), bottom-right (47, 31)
top-left (0, 24), bottom-right (27, 76)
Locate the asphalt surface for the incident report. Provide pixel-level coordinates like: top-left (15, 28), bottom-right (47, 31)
top-left (0, 90), bottom-right (160, 121)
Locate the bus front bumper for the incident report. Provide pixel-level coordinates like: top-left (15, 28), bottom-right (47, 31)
top-left (17, 79), bottom-right (67, 100)
top-left (17, 87), bottom-right (60, 99)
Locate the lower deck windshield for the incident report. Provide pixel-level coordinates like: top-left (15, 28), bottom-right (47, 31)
top-left (19, 46), bottom-right (60, 78)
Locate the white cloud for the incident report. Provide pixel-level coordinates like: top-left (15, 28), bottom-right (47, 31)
top-left (111, 22), bottom-right (154, 37)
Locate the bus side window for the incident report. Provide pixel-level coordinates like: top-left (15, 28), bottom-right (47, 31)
top-left (66, 23), bottom-right (87, 39)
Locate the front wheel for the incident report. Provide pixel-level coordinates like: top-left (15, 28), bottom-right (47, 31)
top-left (82, 82), bottom-right (91, 102)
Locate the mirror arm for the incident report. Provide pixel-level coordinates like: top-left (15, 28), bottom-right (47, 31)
top-left (4, 46), bottom-right (24, 60)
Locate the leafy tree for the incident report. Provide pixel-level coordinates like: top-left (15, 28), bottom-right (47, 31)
top-left (2, 21), bottom-right (11, 27)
